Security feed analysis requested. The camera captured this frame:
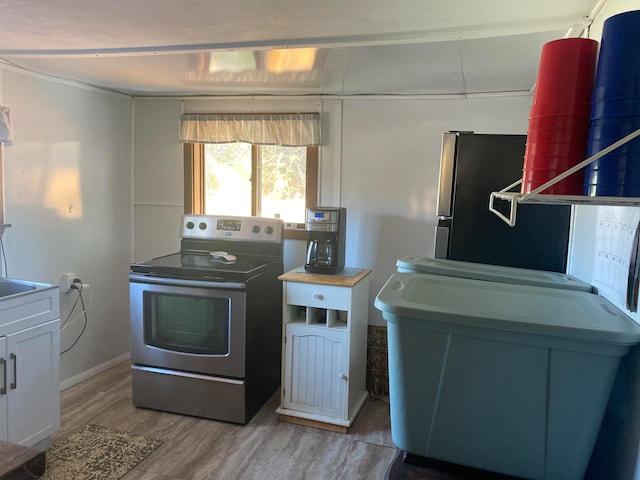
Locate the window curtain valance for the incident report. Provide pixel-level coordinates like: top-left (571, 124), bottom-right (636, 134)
top-left (0, 106), bottom-right (14, 146)
top-left (179, 113), bottom-right (320, 147)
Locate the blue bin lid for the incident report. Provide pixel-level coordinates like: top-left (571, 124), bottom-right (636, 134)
top-left (374, 272), bottom-right (640, 345)
top-left (395, 257), bottom-right (593, 292)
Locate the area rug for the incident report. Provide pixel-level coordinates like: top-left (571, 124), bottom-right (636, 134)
top-left (39, 424), bottom-right (162, 480)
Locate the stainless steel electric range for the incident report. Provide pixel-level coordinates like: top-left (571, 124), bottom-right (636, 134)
top-left (129, 214), bottom-right (284, 424)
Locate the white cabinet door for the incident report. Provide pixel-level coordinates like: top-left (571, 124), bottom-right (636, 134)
top-left (0, 336), bottom-right (7, 442)
top-left (282, 323), bottom-right (348, 420)
top-left (6, 319), bottom-right (60, 446)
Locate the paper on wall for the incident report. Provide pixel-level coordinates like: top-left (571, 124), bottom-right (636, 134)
top-left (592, 205), bottom-right (640, 317)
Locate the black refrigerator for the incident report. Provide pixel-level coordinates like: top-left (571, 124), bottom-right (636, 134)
top-left (434, 131), bottom-right (571, 273)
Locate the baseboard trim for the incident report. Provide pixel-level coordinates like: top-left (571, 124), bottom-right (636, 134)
top-left (277, 414), bottom-right (349, 434)
top-left (59, 352), bottom-right (131, 391)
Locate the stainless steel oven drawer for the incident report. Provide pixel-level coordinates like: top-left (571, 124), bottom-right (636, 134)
top-left (132, 365), bottom-right (247, 424)
top-left (285, 282), bottom-right (351, 310)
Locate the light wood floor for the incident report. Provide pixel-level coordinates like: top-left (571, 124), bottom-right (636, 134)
top-left (55, 361), bottom-right (400, 480)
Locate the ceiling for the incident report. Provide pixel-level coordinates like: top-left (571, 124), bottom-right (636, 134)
top-left (0, 0), bottom-right (604, 97)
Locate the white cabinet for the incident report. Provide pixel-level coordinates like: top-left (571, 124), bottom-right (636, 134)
top-left (0, 284), bottom-right (60, 448)
top-left (276, 268), bottom-right (371, 432)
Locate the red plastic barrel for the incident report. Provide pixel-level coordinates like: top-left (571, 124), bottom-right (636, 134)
top-left (530, 38), bottom-right (599, 118)
top-left (523, 37), bottom-right (598, 195)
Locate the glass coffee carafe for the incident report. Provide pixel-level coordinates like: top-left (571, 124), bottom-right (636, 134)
top-left (306, 237), bottom-right (336, 268)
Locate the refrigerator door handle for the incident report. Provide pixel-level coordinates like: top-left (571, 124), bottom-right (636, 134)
top-left (436, 133), bottom-right (457, 217)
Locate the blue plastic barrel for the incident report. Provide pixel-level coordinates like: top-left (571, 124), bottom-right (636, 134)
top-left (585, 10), bottom-right (640, 196)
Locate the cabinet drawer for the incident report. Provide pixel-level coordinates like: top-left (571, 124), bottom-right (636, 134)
top-left (286, 282), bottom-right (351, 311)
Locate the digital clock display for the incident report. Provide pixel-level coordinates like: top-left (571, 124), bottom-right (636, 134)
top-left (217, 219), bottom-right (242, 231)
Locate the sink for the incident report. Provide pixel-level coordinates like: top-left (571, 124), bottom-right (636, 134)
top-left (0, 278), bottom-right (47, 298)
top-left (0, 280), bottom-right (37, 297)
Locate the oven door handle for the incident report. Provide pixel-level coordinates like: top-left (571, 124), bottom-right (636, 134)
top-left (128, 273), bottom-right (245, 289)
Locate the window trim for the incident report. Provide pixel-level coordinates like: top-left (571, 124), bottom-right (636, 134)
top-left (183, 143), bottom-right (204, 215)
top-left (184, 143), bottom-right (318, 240)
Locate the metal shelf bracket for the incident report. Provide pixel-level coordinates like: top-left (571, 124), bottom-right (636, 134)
top-left (489, 128), bottom-right (640, 227)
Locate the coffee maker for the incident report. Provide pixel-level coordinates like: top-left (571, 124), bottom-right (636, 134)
top-left (304, 207), bottom-right (346, 274)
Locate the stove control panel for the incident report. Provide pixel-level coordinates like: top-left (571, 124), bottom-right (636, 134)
top-left (181, 214), bottom-right (284, 243)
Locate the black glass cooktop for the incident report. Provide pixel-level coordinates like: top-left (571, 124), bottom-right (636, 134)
top-left (130, 252), bottom-right (281, 282)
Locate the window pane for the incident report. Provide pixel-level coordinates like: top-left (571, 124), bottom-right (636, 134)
top-left (259, 145), bottom-right (307, 223)
top-left (204, 143), bottom-right (252, 216)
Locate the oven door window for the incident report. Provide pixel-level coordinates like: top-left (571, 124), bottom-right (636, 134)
top-left (144, 292), bottom-right (230, 355)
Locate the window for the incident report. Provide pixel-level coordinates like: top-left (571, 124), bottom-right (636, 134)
top-left (184, 143), bottom-right (318, 239)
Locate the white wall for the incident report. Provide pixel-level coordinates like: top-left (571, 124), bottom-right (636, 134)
top-left (0, 68), bottom-right (133, 384)
top-left (133, 99), bottom-right (184, 261)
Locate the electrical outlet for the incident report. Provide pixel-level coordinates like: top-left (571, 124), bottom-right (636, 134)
top-left (60, 272), bottom-right (76, 293)
top-left (72, 282), bottom-right (89, 291)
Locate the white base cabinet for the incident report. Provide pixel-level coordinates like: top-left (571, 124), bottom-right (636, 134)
top-left (0, 284), bottom-right (60, 448)
top-left (276, 268), bottom-right (371, 430)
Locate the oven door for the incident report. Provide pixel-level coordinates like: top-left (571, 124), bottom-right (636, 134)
top-left (129, 274), bottom-right (246, 379)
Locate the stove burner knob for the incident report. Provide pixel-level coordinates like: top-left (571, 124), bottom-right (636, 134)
top-left (186, 221), bottom-right (195, 229)
top-left (199, 222), bottom-right (207, 230)
top-left (264, 226), bottom-right (274, 235)
top-left (252, 225), bottom-right (261, 233)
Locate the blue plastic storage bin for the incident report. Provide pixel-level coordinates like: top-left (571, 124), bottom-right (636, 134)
top-left (374, 272), bottom-right (640, 480)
